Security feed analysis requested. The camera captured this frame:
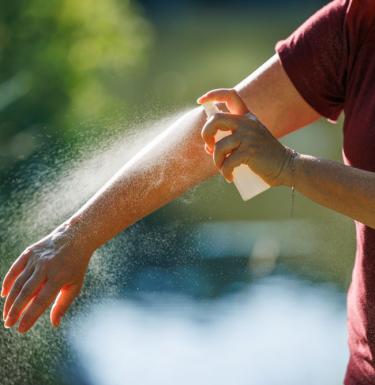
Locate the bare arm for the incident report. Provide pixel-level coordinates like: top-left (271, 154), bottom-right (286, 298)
top-left (1, 54), bottom-right (319, 332)
top-left (59, 54), bottom-right (320, 252)
top-left (287, 155), bottom-right (375, 228)
top-left (235, 55), bottom-right (319, 137)
top-left (203, 113), bottom-right (375, 229)
top-left (200, 79), bottom-right (375, 230)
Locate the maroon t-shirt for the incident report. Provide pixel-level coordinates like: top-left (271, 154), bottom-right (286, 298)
top-left (275, 0), bottom-right (375, 383)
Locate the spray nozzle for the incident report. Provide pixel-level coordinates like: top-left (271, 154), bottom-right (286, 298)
top-left (202, 102), bottom-right (220, 118)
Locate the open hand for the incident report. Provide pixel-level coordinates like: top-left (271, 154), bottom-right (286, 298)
top-left (1, 222), bottom-right (92, 333)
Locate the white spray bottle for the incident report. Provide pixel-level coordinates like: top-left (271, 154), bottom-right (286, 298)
top-left (203, 102), bottom-right (270, 201)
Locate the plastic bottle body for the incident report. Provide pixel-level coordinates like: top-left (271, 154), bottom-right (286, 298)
top-left (203, 102), bottom-right (269, 201)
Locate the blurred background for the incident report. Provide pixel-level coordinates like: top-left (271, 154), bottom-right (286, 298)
top-left (0, 1), bottom-right (354, 385)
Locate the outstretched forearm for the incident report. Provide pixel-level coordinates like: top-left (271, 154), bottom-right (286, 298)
top-left (65, 55), bottom-right (320, 254)
top-left (67, 108), bottom-right (217, 253)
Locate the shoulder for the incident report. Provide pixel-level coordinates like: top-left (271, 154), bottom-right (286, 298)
top-left (346, 0), bottom-right (375, 44)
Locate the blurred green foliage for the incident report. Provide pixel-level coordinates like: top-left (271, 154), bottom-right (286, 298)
top-left (0, 0), bottom-right (152, 171)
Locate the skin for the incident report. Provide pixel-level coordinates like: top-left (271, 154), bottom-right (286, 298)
top-left (199, 90), bottom-right (375, 226)
top-left (2, 53), bottom-right (373, 333)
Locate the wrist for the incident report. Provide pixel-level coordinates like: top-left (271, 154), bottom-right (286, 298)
top-left (280, 148), bottom-right (300, 188)
top-left (60, 216), bottom-right (97, 258)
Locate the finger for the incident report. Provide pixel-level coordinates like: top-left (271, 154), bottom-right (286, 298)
top-left (2, 249), bottom-right (32, 298)
top-left (205, 143), bottom-right (213, 155)
top-left (5, 269), bottom-right (45, 328)
top-left (3, 267), bottom-right (34, 322)
top-left (201, 113), bottom-right (240, 149)
top-left (221, 150), bottom-right (250, 182)
top-left (213, 134), bottom-right (241, 169)
top-left (17, 281), bottom-right (60, 333)
top-left (197, 88), bottom-right (249, 115)
top-left (50, 284), bottom-right (81, 327)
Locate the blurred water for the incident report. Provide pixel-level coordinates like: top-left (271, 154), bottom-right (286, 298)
top-left (70, 275), bottom-right (348, 385)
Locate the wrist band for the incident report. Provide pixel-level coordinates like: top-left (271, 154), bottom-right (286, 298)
top-left (244, 112), bottom-right (258, 122)
top-left (289, 149), bottom-right (298, 218)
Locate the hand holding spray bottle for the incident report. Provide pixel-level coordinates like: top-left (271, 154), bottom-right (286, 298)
top-left (202, 102), bottom-right (270, 201)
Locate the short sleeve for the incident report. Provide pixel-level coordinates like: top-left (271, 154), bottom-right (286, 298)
top-left (276, 0), bottom-right (351, 122)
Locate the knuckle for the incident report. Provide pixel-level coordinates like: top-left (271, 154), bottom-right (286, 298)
top-left (35, 261), bottom-right (47, 273)
top-left (211, 112), bottom-right (224, 124)
top-left (201, 127), bottom-right (208, 140)
top-left (28, 256), bottom-right (39, 268)
top-left (23, 247), bottom-right (33, 257)
top-left (27, 247), bottom-right (37, 259)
